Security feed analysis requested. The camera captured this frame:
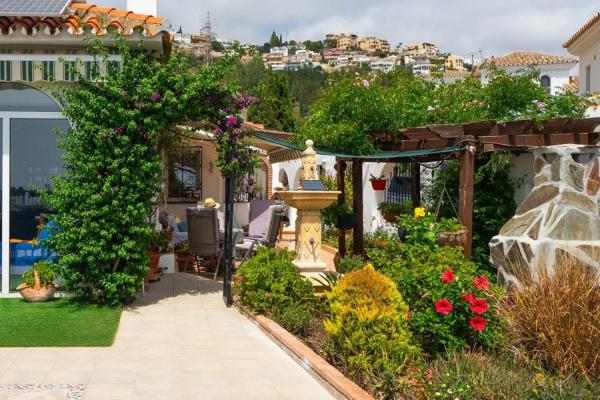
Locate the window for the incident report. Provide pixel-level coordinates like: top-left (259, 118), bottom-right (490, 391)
top-left (540, 75), bottom-right (551, 92)
top-left (167, 147), bottom-right (202, 200)
top-left (586, 65), bottom-right (591, 93)
top-left (20, 61), bottom-right (33, 82)
top-left (41, 61), bottom-right (55, 82)
top-left (63, 61), bottom-right (77, 82)
top-left (0, 61), bottom-right (11, 81)
top-left (107, 60), bottom-right (120, 76)
top-left (85, 61), bottom-right (99, 80)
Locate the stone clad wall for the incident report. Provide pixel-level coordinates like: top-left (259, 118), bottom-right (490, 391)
top-left (489, 145), bottom-right (600, 287)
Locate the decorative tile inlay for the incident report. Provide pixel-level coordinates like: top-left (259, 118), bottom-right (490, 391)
top-left (0, 384), bottom-right (85, 400)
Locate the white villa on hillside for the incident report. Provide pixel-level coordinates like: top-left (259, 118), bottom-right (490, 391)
top-left (480, 51), bottom-right (578, 95)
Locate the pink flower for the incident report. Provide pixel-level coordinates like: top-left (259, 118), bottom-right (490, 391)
top-left (151, 91), bottom-right (162, 102)
top-left (470, 298), bottom-right (489, 315)
top-left (434, 298), bottom-right (453, 315)
top-left (462, 292), bottom-right (475, 304)
top-left (408, 379), bottom-right (417, 387)
top-left (470, 316), bottom-right (487, 333)
top-left (362, 79), bottom-right (369, 88)
top-left (474, 276), bottom-right (490, 291)
top-left (426, 369), bottom-right (433, 380)
top-left (441, 268), bottom-right (455, 284)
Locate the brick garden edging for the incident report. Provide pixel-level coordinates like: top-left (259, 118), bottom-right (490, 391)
top-left (234, 301), bottom-right (373, 400)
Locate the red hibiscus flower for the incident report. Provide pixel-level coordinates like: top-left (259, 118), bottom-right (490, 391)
top-left (474, 276), bottom-right (490, 291)
top-left (462, 292), bottom-right (475, 304)
top-left (470, 316), bottom-right (487, 333)
top-left (405, 311), bottom-right (412, 320)
top-left (470, 298), bottom-right (489, 315)
top-left (434, 298), bottom-right (453, 315)
top-left (441, 268), bottom-right (455, 284)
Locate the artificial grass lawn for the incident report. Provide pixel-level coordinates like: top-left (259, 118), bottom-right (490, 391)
top-left (0, 298), bottom-right (122, 347)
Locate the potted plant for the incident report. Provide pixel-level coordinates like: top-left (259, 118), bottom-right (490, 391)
top-left (175, 241), bottom-right (194, 273)
top-left (147, 230), bottom-right (169, 283)
top-left (378, 200), bottom-right (413, 223)
top-left (369, 174), bottom-right (387, 191)
top-left (435, 218), bottom-right (467, 248)
top-left (16, 261), bottom-right (58, 302)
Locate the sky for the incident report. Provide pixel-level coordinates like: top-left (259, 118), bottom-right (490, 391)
top-left (103, 0), bottom-right (598, 58)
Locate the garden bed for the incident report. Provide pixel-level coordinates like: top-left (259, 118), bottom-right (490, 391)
top-left (0, 298), bottom-right (121, 347)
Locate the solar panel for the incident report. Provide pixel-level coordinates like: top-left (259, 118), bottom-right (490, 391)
top-left (0, 0), bottom-right (71, 17)
top-left (299, 180), bottom-right (327, 191)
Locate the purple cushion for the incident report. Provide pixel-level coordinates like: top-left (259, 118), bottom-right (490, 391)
top-left (248, 200), bottom-right (276, 238)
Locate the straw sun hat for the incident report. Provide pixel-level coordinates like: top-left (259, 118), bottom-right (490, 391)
top-left (202, 198), bottom-right (221, 209)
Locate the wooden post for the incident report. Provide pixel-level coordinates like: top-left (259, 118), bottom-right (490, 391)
top-left (336, 158), bottom-right (347, 258)
top-left (411, 161), bottom-right (421, 206)
top-left (458, 143), bottom-right (475, 260)
top-left (352, 160), bottom-right (364, 257)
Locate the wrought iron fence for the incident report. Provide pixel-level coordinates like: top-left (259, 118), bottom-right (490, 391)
top-left (385, 163), bottom-right (412, 204)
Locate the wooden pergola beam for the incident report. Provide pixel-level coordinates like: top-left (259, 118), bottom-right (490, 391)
top-left (458, 142), bottom-right (475, 260)
top-left (336, 158), bottom-right (347, 258)
top-left (352, 160), bottom-right (364, 257)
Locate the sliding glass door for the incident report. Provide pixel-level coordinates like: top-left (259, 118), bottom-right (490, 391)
top-left (0, 83), bottom-right (67, 295)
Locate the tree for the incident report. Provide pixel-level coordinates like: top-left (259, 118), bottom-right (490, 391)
top-left (282, 66), bottom-right (327, 116)
top-left (247, 71), bottom-right (295, 132)
top-left (225, 55), bottom-right (268, 93)
top-left (303, 40), bottom-right (324, 53)
top-left (211, 40), bottom-right (225, 53)
top-left (324, 39), bottom-right (337, 49)
top-left (45, 38), bottom-right (250, 305)
top-left (270, 31), bottom-right (282, 47)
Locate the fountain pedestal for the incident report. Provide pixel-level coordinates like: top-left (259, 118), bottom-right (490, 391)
top-left (275, 139), bottom-right (340, 278)
top-left (277, 191), bottom-right (340, 277)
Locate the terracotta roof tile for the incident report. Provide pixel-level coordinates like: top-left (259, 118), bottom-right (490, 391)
top-left (563, 76), bottom-right (580, 93)
top-left (484, 51), bottom-right (578, 67)
top-left (564, 11), bottom-right (600, 48)
top-left (0, 2), bottom-right (166, 38)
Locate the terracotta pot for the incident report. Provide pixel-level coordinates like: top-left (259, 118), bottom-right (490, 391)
top-left (381, 209), bottom-right (401, 223)
top-left (16, 271), bottom-right (58, 303)
top-left (370, 179), bottom-right (387, 191)
top-left (176, 252), bottom-right (195, 272)
top-left (147, 251), bottom-right (161, 282)
top-left (437, 230), bottom-right (467, 248)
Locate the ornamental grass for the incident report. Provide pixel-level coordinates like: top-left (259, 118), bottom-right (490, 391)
top-left (500, 252), bottom-right (600, 380)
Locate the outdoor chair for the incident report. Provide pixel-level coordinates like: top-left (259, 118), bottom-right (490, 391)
top-left (247, 200), bottom-right (276, 239)
top-left (186, 207), bottom-right (223, 276)
top-left (234, 204), bottom-right (285, 267)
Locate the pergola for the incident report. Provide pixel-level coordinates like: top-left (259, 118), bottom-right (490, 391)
top-left (247, 117), bottom-right (600, 260)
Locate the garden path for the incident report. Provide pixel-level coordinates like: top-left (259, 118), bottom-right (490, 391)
top-left (0, 273), bottom-right (333, 400)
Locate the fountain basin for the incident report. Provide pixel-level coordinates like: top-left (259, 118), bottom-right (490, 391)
top-left (276, 191), bottom-right (341, 209)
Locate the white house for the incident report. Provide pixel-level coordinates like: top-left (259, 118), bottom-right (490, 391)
top-left (564, 11), bottom-right (600, 93)
top-left (480, 51), bottom-right (578, 95)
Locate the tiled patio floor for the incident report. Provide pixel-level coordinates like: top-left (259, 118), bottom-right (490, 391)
top-left (0, 273), bottom-right (334, 400)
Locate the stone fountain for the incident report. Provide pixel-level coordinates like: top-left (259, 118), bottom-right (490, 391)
top-left (489, 145), bottom-right (600, 287)
top-left (276, 140), bottom-right (341, 278)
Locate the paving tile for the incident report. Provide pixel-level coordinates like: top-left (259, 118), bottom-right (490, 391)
top-left (0, 274), bottom-right (333, 400)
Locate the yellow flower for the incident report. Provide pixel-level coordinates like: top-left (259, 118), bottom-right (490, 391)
top-left (414, 207), bottom-right (426, 218)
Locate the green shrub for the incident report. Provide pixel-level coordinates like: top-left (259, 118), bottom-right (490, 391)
top-left (272, 302), bottom-right (314, 337)
top-left (324, 265), bottom-right (419, 396)
top-left (235, 247), bottom-right (314, 314)
top-left (23, 261), bottom-right (56, 287)
top-left (337, 255), bottom-right (364, 273)
top-left (368, 242), bottom-right (505, 356)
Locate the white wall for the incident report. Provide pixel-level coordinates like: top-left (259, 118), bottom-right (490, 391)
top-left (578, 40), bottom-right (600, 93)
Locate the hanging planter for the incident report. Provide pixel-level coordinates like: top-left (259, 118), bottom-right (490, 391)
top-left (370, 174), bottom-right (387, 191)
top-left (437, 230), bottom-right (467, 248)
top-left (336, 213), bottom-right (357, 230)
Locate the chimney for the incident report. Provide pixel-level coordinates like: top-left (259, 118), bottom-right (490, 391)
top-left (127, 0), bottom-right (158, 16)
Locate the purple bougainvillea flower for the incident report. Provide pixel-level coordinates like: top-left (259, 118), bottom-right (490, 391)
top-left (122, 90), bottom-right (130, 99)
top-left (215, 127), bottom-right (223, 136)
top-left (226, 116), bottom-right (239, 129)
top-left (113, 127), bottom-right (124, 135)
top-left (152, 91), bottom-right (162, 102)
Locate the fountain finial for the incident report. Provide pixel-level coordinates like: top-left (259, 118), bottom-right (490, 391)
top-left (301, 139), bottom-right (318, 180)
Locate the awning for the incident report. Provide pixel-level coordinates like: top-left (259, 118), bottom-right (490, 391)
top-left (250, 131), bottom-right (464, 163)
